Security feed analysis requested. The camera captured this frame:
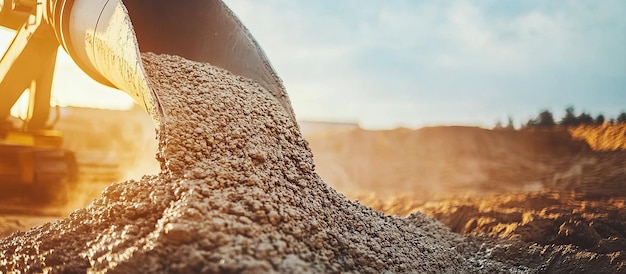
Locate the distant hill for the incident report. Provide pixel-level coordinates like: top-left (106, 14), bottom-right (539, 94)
top-left (298, 120), bottom-right (359, 136)
top-left (303, 125), bottom-right (624, 201)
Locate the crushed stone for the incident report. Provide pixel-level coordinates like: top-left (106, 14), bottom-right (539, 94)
top-left (0, 53), bottom-right (598, 273)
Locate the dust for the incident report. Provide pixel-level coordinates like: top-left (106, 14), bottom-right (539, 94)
top-left (56, 106), bottom-right (160, 183)
top-left (55, 106), bottom-right (160, 214)
top-left (306, 126), bottom-right (590, 202)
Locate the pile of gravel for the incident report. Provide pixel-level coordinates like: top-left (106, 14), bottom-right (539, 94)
top-left (0, 53), bottom-right (562, 273)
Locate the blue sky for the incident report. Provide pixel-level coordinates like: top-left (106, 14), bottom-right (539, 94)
top-left (3, 0), bottom-right (625, 129)
top-left (222, 0), bottom-right (626, 128)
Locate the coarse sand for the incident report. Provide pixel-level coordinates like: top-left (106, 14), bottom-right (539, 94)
top-left (0, 53), bottom-right (616, 273)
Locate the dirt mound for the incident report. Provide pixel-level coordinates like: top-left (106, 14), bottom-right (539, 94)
top-left (355, 190), bottom-right (626, 272)
top-left (306, 126), bottom-right (591, 201)
top-left (346, 140), bottom-right (626, 272)
top-left (420, 192), bottom-right (626, 273)
top-left (568, 124), bottom-right (626, 151)
top-left (0, 53), bottom-right (551, 273)
top-left (418, 192), bottom-right (626, 255)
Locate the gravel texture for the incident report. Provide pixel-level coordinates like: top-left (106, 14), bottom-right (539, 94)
top-left (0, 53), bottom-right (612, 273)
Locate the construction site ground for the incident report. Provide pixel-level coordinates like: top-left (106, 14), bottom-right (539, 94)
top-left (1, 58), bottom-right (624, 271)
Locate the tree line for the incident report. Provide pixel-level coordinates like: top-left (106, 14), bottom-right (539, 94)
top-left (495, 107), bottom-right (626, 129)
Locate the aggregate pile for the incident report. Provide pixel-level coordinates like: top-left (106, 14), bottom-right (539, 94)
top-left (1, 53), bottom-right (621, 273)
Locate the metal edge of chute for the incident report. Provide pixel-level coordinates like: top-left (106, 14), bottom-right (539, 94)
top-left (48, 0), bottom-right (295, 124)
top-left (47, 0), bottom-right (163, 126)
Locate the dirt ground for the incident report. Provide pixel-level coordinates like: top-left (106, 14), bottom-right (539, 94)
top-left (311, 125), bottom-right (626, 272)
top-left (1, 54), bottom-right (625, 271)
top-left (418, 192), bottom-right (626, 253)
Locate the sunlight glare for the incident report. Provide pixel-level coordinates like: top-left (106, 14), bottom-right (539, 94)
top-left (0, 28), bottom-right (136, 114)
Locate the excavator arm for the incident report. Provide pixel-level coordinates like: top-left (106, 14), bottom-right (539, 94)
top-left (0, 0), bottom-right (58, 131)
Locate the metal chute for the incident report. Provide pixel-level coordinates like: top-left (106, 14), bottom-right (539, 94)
top-left (49, 0), bottom-right (295, 124)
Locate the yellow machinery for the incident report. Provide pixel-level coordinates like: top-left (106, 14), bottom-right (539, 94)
top-left (0, 0), bottom-right (291, 202)
top-left (0, 0), bottom-right (76, 203)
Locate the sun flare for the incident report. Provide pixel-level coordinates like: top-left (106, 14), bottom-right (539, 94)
top-left (0, 28), bottom-right (136, 118)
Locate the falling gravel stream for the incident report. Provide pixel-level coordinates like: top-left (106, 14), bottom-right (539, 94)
top-left (0, 53), bottom-right (619, 273)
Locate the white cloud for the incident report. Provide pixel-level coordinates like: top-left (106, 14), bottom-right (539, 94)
top-left (434, 1), bottom-right (576, 74)
top-left (221, 0), bottom-right (626, 128)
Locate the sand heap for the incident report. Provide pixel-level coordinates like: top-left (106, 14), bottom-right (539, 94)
top-left (2, 53), bottom-right (618, 273)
